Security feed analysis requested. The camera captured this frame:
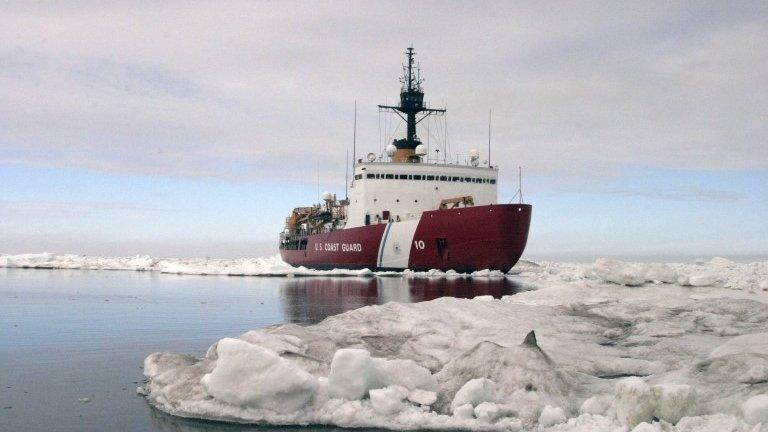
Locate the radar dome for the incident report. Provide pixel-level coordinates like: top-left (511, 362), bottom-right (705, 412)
top-left (385, 144), bottom-right (397, 157)
top-left (415, 144), bottom-right (427, 156)
top-left (322, 191), bottom-right (333, 201)
top-left (366, 152), bottom-right (377, 162)
top-left (469, 148), bottom-right (480, 159)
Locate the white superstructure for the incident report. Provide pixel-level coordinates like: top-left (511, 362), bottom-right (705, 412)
top-left (345, 162), bottom-right (498, 228)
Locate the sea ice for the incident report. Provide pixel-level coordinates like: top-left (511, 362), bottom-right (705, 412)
top-left (741, 394), bottom-right (768, 425)
top-left (538, 405), bottom-right (566, 427)
top-left (614, 377), bottom-right (657, 428)
top-left (140, 271), bottom-right (768, 431)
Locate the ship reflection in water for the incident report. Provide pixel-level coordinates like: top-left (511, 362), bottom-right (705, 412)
top-left (280, 277), bottom-right (523, 324)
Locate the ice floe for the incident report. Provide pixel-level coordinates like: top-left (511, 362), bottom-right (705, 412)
top-left (140, 266), bottom-right (768, 431)
top-left (0, 253), bottom-right (374, 277)
top-left (2, 253), bottom-right (766, 290)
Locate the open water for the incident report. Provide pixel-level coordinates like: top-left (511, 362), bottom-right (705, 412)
top-left (0, 268), bottom-right (520, 431)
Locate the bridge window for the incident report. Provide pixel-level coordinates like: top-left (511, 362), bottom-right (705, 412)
top-left (366, 174), bottom-right (374, 179)
top-left (464, 177), bottom-right (471, 182)
top-left (413, 175), bottom-right (422, 180)
top-left (452, 176), bottom-right (460, 182)
top-left (399, 174), bottom-right (408, 179)
top-left (439, 176), bottom-right (447, 181)
top-left (426, 175), bottom-right (435, 180)
top-left (355, 174), bottom-right (362, 180)
top-left (490, 179), bottom-right (496, 184)
top-left (385, 174), bottom-right (394, 179)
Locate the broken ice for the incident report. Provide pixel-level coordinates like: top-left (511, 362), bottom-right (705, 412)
top-left (139, 256), bottom-right (768, 431)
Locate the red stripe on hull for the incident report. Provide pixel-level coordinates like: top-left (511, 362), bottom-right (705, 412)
top-left (409, 204), bottom-right (532, 272)
top-left (280, 224), bottom-right (385, 269)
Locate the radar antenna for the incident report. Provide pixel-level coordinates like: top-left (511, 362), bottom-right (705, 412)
top-left (378, 47), bottom-right (446, 163)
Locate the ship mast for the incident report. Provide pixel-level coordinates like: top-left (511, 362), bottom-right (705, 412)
top-left (379, 47), bottom-right (445, 163)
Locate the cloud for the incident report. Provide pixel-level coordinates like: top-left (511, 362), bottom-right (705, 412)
top-left (0, 200), bottom-right (173, 219)
top-left (0, 1), bottom-right (766, 186)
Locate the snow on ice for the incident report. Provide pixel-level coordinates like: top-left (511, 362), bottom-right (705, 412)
top-left (135, 256), bottom-right (768, 431)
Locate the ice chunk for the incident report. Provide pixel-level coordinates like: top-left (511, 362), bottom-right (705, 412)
top-left (326, 349), bottom-right (437, 402)
top-left (538, 405), bottom-right (566, 427)
top-left (741, 394), bottom-right (768, 425)
top-left (652, 384), bottom-right (696, 424)
top-left (452, 403), bottom-right (474, 419)
top-left (710, 333), bottom-right (768, 358)
top-left (200, 338), bottom-right (317, 413)
top-left (709, 257), bottom-right (736, 268)
top-left (407, 389), bottom-right (437, 406)
top-left (473, 401), bottom-right (512, 422)
top-left (374, 358), bottom-right (437, 392)
top-left (436, 331), bottom-right (574, 415)
top-left (369, 385), bottom-right (408, 415)
top-left (641, 263), bottom-right (678, 284)
top-left (688, 273), bottom-right (719, 287)
top-left (579, 395), bottom-right (611, 415)
top-left (327, 348), bottom-right (378, 400)
top-left (143, 352), bottom-right (197, 379)
top-left (450, 378), bottom-right (498, 412)
top-left (614, 377), bottom-right (656, 428)
top-left (592, 258), bottom-right (646, 286)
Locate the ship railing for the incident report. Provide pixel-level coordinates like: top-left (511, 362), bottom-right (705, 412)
top-left (281, 224), bottom-right (343, 243)
top-left (280, 229), bottom-right (309, 243)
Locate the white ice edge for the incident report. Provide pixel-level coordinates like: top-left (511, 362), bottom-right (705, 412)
top-left (131, 257), bottom-right (768, 432)
top-left (0, 253), bottom-right (520, 278)
top-left (2, 254), bottom-right (767, 291)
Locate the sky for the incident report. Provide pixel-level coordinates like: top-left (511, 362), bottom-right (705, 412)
top-left (1, 1), bottom-right (766, 261)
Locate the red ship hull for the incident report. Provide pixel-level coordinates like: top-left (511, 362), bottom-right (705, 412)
top-left (280, 204), bottom-right (531, 272)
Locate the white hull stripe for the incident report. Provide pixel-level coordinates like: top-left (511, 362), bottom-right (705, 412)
top-left (376, 222), bottom-right (394, 268)
top-left (378, 219), bottom-right (421, 269)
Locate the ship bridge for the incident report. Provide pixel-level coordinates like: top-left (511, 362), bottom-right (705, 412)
top-left (345, 162), bottom-right (498, 228)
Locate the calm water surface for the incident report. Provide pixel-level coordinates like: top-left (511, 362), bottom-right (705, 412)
top-left (0, 268), bottom-right (521, 432)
